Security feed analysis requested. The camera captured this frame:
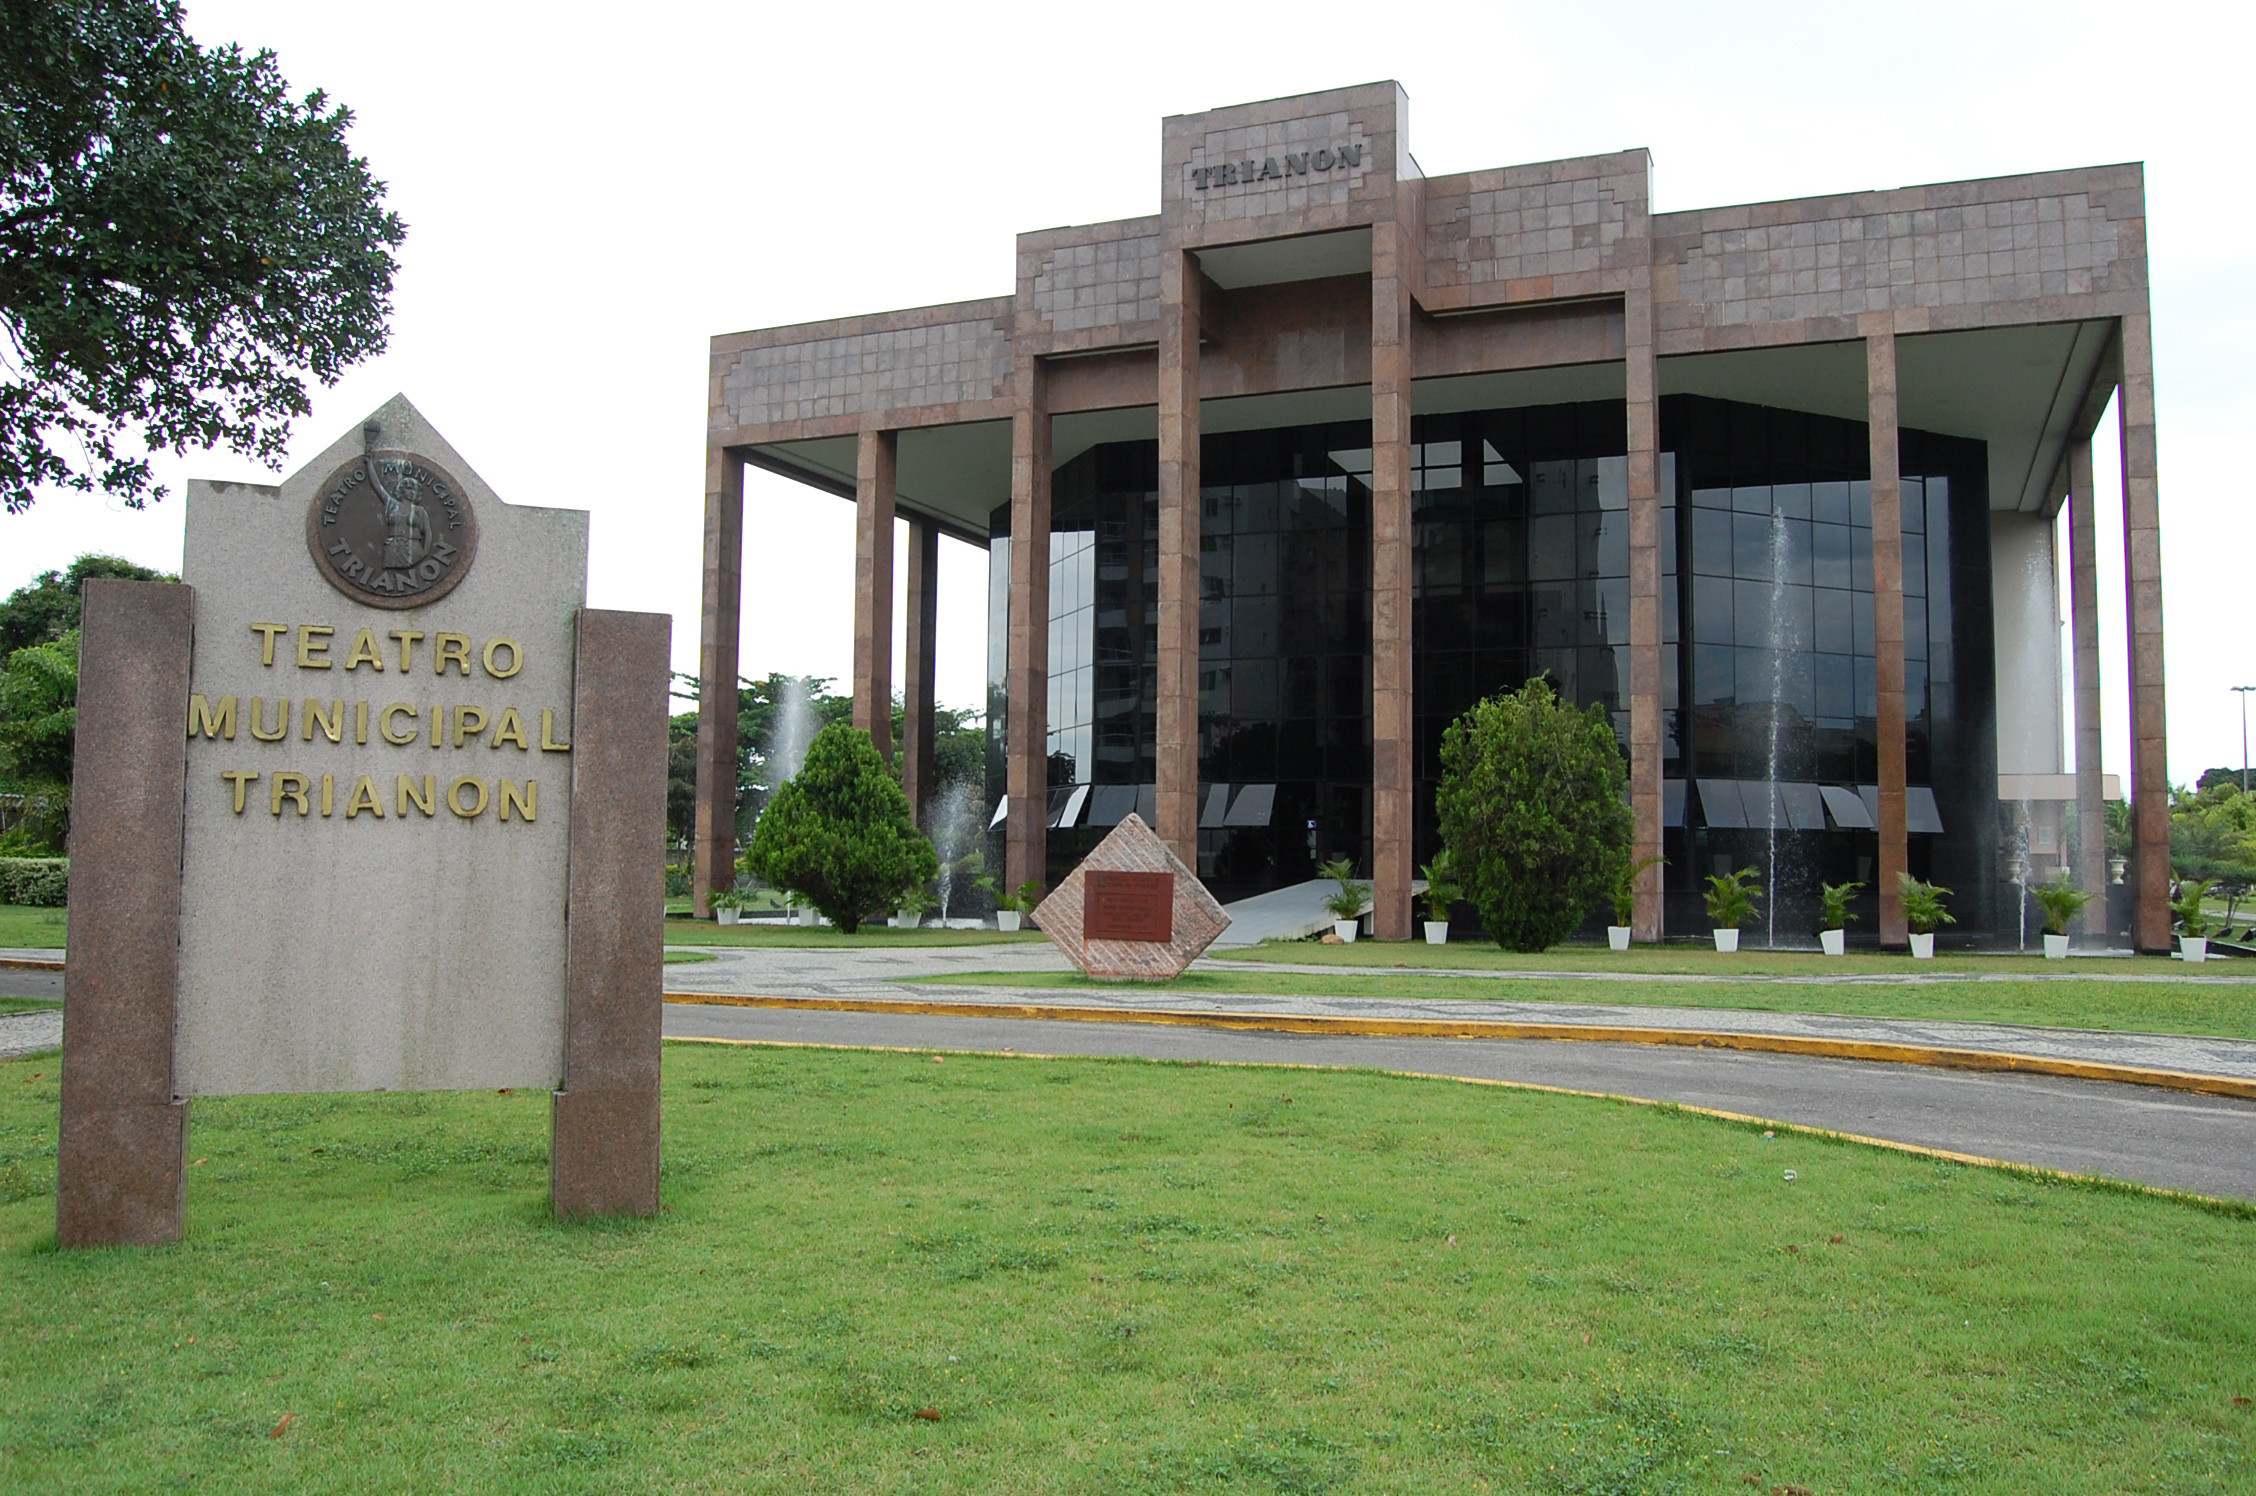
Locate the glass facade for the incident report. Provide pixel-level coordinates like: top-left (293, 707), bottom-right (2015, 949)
top-left (989, 393), bottom-right (2001, 937)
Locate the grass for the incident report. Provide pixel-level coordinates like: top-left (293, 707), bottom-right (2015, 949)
top-left (663, 918), bottom-right (1047, 949)
top-left (1211, 938), bottom-right (2241, 980)
top-left (662, 952), bottom-right (717, 966)
top-left (909, 969), bottom-right (2256, 1042)
top-left (0, 1042), bottom-right (2249, 1493)
top-left (0, 905), bottom-right (66, 950)
top-left (0, 996), bottom-right (61, 1015)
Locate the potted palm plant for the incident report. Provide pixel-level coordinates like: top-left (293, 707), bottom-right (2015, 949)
top-left (1319, 857), bottom-right (1369, 943)
top-left (710, 888), bottom-right (747, 926)
top-left (2032, 872), bottom-right (2092, 960)
top-left (1703, 868), bottom-right (1760, 953)
top-left (1607, 855), bottom-right (1665, 952)
top-left (1418, 852), bottom-right (1460, 945)
top-left (1897, 872), bottom-right (1954, 958)
top-left (892, 888), bottom-right (933, 930)
top-left (1817, 880), bottom-right (1863, 957)
top-left (994, 881), bottom-right (1042, 933)
top-left (2174, 878), bottom-right (2217, 964)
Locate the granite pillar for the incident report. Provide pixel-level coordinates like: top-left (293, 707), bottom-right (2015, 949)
top-left (852, 427), bottom-right (897, 765)
top-left (693, 444), bottom-right (744, 917)
top-left (1155, 248), bottom-right (1202, 866)
top-left (1370, 220), bottom-right (1415, 941)
top-left (1864, 323), bottom-right (1910, 947)
top-left (902, 516), bottom-right (940, 828)
top-left (553, 608), bottom-right (670, 1218)
top-left (2065, 437), bottom-right (2110, 944)
top-left (1624, 285), bottom-right (1665, 942)
top-left (57, 579), bottom-right (194, 1248)
top-left (2118, 313), bottom-right (2172, 953)
top-left (1005, 353), bottom-right (1052, 894)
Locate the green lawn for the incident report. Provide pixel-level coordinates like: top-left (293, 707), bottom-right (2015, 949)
top-left (0, 1042), bottom-right (2248, 1492)
top-left (1211, 938), bottom-right (2237, 981)
top-left (662, 951), bottom-right (717, 966)
top-left (0, 996), bottom-right (60, 1015)
top-left (0, 905), bottom-right (66, 950)
top-left (664, 918), bottom-right (1047, 949)
top-left (912, 969), bottom-right (2256, 1043)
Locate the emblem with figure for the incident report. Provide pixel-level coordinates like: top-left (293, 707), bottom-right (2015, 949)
top-left (306, 432), bottom-right (480, 607)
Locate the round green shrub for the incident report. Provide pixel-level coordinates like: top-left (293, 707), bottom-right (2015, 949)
top-left (743, 723), bottom-right (936, 934)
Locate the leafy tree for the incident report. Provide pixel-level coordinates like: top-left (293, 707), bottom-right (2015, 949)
top-left (2, 0), bottom-right (405, 512)
top-left (2196, 766), bottom-right (2250, 795)
top-left (670, 671), bottom-right (855, 839)
top-left (0, 552), bottom-right (171, 655)
top-left (743, 722), bottom-right (936, 934)
top-left (2171, 780), bottom-right (2256, 925)
top-left (0, 628), bottom-right (78, 850)
top-left (1435, 677), bottom-right (1631, 952)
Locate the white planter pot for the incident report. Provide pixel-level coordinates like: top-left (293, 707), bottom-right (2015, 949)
top-left (1819, 928), bottom-right (1846, 957)
top-left (1607, 925), bottom-right (1632, 952)
top-left (2182, 935), bottom-right (2207, 964)
top-left (1334, 920), bottom-right (1360, 943)
top-left (996, 911), bottom-right (1023, 932)
top-left (2043, 932), bottom-right (2070, 960)
top-left (1424, 921), bottom-right (1449, 946)
top-left (715, 907), bottom-right (739, 926)
top-left (797, 907), bottom-right (819, 927)
top-left (1909, 931), bottom-right (1936, 959)
top-left (892, 910), bottom-right (923, 930)
top-left (1713, 928), bottom-right (1740, 953)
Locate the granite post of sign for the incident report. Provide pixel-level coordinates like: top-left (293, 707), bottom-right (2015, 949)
top-left (553, 608), bottom-right (670, 1218)
top-left (56, 580), bottom-right (196, 1247)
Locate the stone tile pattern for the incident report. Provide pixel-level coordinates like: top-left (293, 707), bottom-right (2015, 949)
top-left (716, 308), bottom-right (1011, 429)
top-left (1032, 814), bottom-right (1229, 981)
top-left (1182, 113), bottom-right (1372, 225)
top-left (1031, 228), bottom-right (1162, 338)
top-left (1656, 178), bottom-right (2138, 338)
top-left (1423, 155), bottom-right (1646, 301)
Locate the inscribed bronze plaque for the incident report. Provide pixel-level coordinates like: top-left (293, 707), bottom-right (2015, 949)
top-left (305, 448), bottom-right (480, 608)
top-left (1084, 870), bottom-right (1175, 942)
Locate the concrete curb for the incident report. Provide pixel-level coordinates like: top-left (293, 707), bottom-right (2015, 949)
top-left (662, 990), bottom-right (2256, 1103)
top-left (665, 1034), bottom-right (2256, 1214)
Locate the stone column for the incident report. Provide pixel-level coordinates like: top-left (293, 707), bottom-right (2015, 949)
top-left (57, 579), bottom-right (193, 1247)
top-left (902, 516), bottom-right (940, 828)
top-left (1864, 322), bottom-right (1911, 946)
top-left (853, 426), bottom-right (898, 765)
top-left (1005, 353), bottom-right (1052, 894)
top-left (1155, 248), bottom-right (1202, 865)
top-left (1625, 285), bottom-right (1664, 942)
top-left (2066, 437), bottom-right (2109, 943)
top-left (1370, 221), bottom-right (1415, 941)
top-left (2118, 312), bottom-right (2172, 953)
top-left (553, 608), bottom-right (670, 1219)
top-left (693, 443), bottom-right (744, 918)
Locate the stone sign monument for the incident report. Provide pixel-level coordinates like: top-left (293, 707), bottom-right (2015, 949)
top-left (58, 396), bottom-right (670, 1246)
top-left (1032, 815), bottom-right (1230, 980)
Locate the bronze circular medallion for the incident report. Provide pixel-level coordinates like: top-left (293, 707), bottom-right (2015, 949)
top-left (305, 451), bottom-right (480, 609)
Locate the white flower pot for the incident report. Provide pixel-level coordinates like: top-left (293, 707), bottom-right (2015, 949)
top-left (1334, 920), bottom-right (1359, 943)
top-left (716, 907), bottom-right (739, 926)
top-left (1424, 921), bottom-right (1449, 946)
top-left (2043, 932), bottom-right (2069, 960)
top-left (892, 910), bottom-right (922, 930)
top-left (1910, 932), bottom-right (1936, 959)
top-left (1713, 928), bottom-right (1740, 953)
top-left (997, 911), bottom-right (1023, 932)
top-left (1819, 928), bottom-right (1846, 957)
top-left (1607, 925), bottom-right (1632, 952)
top-left (2182, 935), bottom-right (2207, 964)
top-left (796, 907), bottom-right (818, 927)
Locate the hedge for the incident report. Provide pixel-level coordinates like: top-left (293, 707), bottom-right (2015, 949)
top-left (0, 858), bottom-right (68, 907)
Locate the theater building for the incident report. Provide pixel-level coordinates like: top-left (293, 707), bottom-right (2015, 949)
top-left (696, 83), bottom-right (2168, 949)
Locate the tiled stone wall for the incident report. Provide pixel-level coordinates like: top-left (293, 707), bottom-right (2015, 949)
top-left (1030, 228), bottom-right (1162, 339)
top-left (715, 308), bottom-right (1012, 429)
top-left (1182, 113), bottom-right (1374, 225)
top-left (1423, 154), bottom-right (1648, 304)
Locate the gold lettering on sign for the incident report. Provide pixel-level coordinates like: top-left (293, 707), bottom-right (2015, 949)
top-left (482, 637), bottom-right (523, 679)
top-left (345, 775), bottom-right (384, 819)
top-left (540, 709), bottom-right (571, 752)
top-left (430, 706), bottom-right (444, 748)
top-left (248, 697), bottom-right (288, 743)
top-left (498, 779), bottom-right (537, 822)
top-left (250, 622), bottom-right (288, 666)
top-left (221, 769), bottom-right (258, 813)
top-left (342, 628), bottom-right (385, 671)
top-left (389, 629), bottom-right (425, 673)
top-left (270, 772), bottom-right (310, 817)
top-left (452, 704), bottom-right (488, 748)
top-left (397, 774), bottom-right (437, 817)
top-left (320, 773), bottom-right (335, 817)
top-left (489, 707), bottom-right (529, 750)
top-left (188, 694), bottom-right (237, 741)
top-left (355, 700), bottom-right (369, 745)
top-left (447, 775), bottom-right (489, 818)
top-left (379, 702), bottom-right (418, 745)
top-left (296, 625), bottom-right (334, 669)
top-left (303, 699), bottom-right (344, 744)
top-left (433, 633), bottom-right (472, 676)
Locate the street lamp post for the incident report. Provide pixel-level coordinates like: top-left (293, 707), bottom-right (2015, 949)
top-left (2237, 686), bottom-right (2255, 796)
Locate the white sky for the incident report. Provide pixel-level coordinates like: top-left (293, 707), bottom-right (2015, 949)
top-left (6, 0), bottom-right (2251, 784)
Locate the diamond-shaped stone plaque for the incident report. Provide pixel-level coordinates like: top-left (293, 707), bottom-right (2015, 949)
top-left (1033, 815), bottom-right (1230, 980)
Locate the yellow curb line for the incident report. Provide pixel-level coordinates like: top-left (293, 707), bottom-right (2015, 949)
top-left (0, 956), bottom-right (64, 971)
top-left (661, 989), bottom-right (2256, 1102)
top-left (663, 1034), bottom-right (2255, 1214)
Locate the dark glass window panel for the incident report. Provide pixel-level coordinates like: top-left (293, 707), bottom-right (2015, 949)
top-left (1592, 578), bottom-right (1630, 644)
top-left (1661, 644), bottom-right (1680, 711)
top-left (1906, 603), bottom-right (1928, 662)
top-left (1901, 477), bottom-right (1925, 533)
top-left (1813, 589), bottom-right (1852, 655)
top-left (1283, 656), bottom-right (1322, 717)
top-left (1733, 513), bottom-right (1774, 579)
top-left (1774, 482), bottom-right (1812, 520)
top-left (1812, 523), bottom-right (1853, 590)
top-left (1853, 590), bottom-right (1875, 657)
top-left (1902, 534), bottom-right (1927, 598)
top-left (1326, 655), bottom-right (1366, 718)
top-left (1535, 648), bottom-right (1575, 698)
top-left (1814, 654), bottom-right (1855, 719)
top-left (1849, 480), bottom-right (1872, 528)
top-left (1529, 514), bottom-right (1577, 580)
top-left (1850, 525), bottom-right (1872, 593)
top-left (1693, 643), bottom-right (1733, 704)
top-left (1732, 484), bottom-right (1770, 514)
top-left (1418, 519), bottom-right (1466, 593)
top-left (1777, 648), bottom-right (1814, 717)
top-left (1661, 576), bottom-right (1679, 645)
top-left (1691, 487), bottom-right (1733, 510)
top-left (1532, 586), bottom-right (1576, 648)
top-left (1529, 461), bottom-right (1578, 515)
top-left (1692, 576), bottom-right (1732, 648)
top-left (1578, 645), bottom-right (1623, 708)
top-left (1854, 657), bottom-right (1877, 718)
top-left (1691, 508), bottom-right (1734, 578)
top-left (1588, 511), bottom-right (1628, 579)
top-left (1233, 658), bottom-right (1277, 720)
top-left (1736, 646), bottom-right (1776, 702)
top-left (1479, 519), bottom-right (1525, 587)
